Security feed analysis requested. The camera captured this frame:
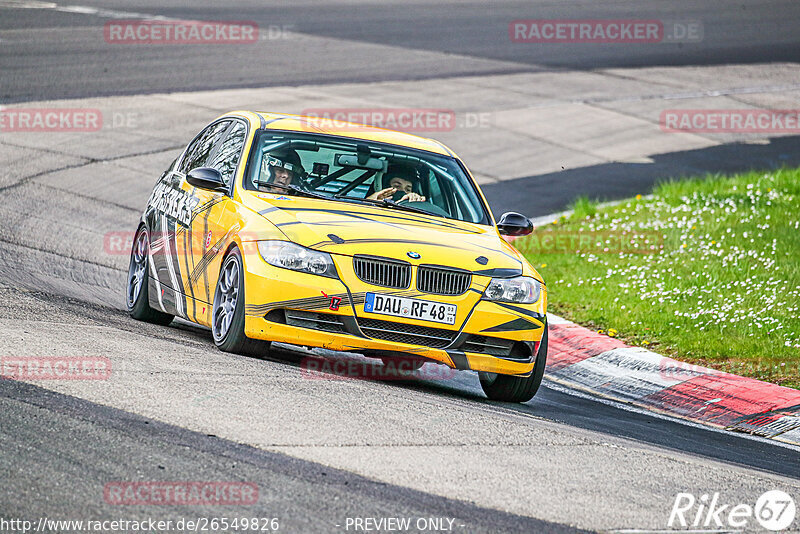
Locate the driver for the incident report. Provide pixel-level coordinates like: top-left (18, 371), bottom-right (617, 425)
top-left (368, 163), bottom-right (426, 203)
top-left (261, 148), bottom-right (305, 187)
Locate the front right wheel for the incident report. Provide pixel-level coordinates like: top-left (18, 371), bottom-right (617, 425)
top-left (479, 323), bottom-right (548, 403)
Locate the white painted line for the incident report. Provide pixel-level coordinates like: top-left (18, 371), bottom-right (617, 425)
top-left (545, 313), bottom-right (573, 326)
top-left (549, 347), bottom-right (698, 401)
top-left (542, 379), bottom-right (800, 453)
top-left (0, 0), bottom-right (190, 22)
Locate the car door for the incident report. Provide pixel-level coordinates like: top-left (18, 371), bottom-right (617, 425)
top-left (184, 119), bottom-right (252, 326)
top-left (147, 119), bottom-right (232, 321)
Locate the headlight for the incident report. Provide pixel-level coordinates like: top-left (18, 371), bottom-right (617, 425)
top-left (257, 241), bottom-right (338, 278)
top-left (484, 276), bottom-right (541, 304)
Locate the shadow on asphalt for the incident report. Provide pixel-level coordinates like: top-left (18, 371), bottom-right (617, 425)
top-left (389, 370), bottom-right (800, 481)
top-left (482, 134), bottom-right (800, 217)
top-left (0, 378), bottom-right (584, 534)
top-left (168, 319), bottom-right (800, 482)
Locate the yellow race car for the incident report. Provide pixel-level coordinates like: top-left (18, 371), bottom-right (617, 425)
top-left (126, 111), bottom-right (548, 402)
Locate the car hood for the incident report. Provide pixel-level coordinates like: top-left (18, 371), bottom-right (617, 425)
top-left (245, 193), bottom-right (524, 275)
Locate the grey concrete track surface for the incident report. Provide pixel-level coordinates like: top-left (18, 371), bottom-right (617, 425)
top-left (1, 282), bottom-right (800, 532)
top-left (2, 0), bottom-right (800, 102)
top-left (1, 2), bottom-right (800, 533)
top-left (0, 378), bottom-right (578, 533)
top-left (0, 102), bottom-right (798, 531)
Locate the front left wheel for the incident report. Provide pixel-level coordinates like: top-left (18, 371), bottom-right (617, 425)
top-left (212, 247), bottom-right (271, 357)
top-left (479, 323), bottom-right (548, 403)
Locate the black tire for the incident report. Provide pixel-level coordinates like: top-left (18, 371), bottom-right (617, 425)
top-left (212, 247), bottom-right (271, 357)
top-left (126, 225), bottom-right (174, 326)
top-left (479, 323), bottom-right (548, 403)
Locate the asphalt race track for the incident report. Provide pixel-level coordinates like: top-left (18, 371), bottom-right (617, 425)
top-left (3, 0), bottom-right (800, 102)
top-left (1, 1), bottom-right (799, 532)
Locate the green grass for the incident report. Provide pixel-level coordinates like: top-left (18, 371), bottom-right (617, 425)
top-left (516, 168), bottom-right (800, 389)
top-left (568, 195), bottom-right (599, 219)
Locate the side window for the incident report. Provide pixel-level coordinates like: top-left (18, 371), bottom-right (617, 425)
top-left (206, 121), bottom-right (247, 184)
top-left (178, 120), bottom-right (231, 175)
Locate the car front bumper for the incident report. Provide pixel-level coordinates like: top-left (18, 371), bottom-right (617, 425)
top-left (241, 254), bottom-right (546, 377)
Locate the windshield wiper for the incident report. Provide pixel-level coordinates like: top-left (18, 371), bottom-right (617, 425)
top-left (260, 183), bottom-right (433, 216)
top-left (257, 182), bottom-right (330, 201)
top-left (339, 195), bottom-right (433, 216)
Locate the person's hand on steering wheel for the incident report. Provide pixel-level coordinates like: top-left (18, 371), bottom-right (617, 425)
top-left (398, 192), bottom-right (425, 203)
top-left (368, 168), bottom-right (426, 203)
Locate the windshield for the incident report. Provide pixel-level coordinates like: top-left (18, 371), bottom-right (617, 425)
top-left (245, 130), bottom-right (490, 224)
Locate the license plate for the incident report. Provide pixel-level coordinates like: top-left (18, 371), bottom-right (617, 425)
top-left (364, 293), bottom-right (457, 325)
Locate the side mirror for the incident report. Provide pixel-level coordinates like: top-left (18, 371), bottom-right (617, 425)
top-left (497, 211), bottom-right (533, 236)
top-left (186, 167), bottom-right (228, 192)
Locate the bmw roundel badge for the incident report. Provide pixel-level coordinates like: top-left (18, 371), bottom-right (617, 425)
top-left (407, 251), bottom-right (421, 259)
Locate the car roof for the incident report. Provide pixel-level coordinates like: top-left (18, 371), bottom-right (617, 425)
top-left (230, 111), bottom-right (456, 157)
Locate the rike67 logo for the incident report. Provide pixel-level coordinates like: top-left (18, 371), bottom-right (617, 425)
top-left (669, 490), bottom-right (796, 531)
